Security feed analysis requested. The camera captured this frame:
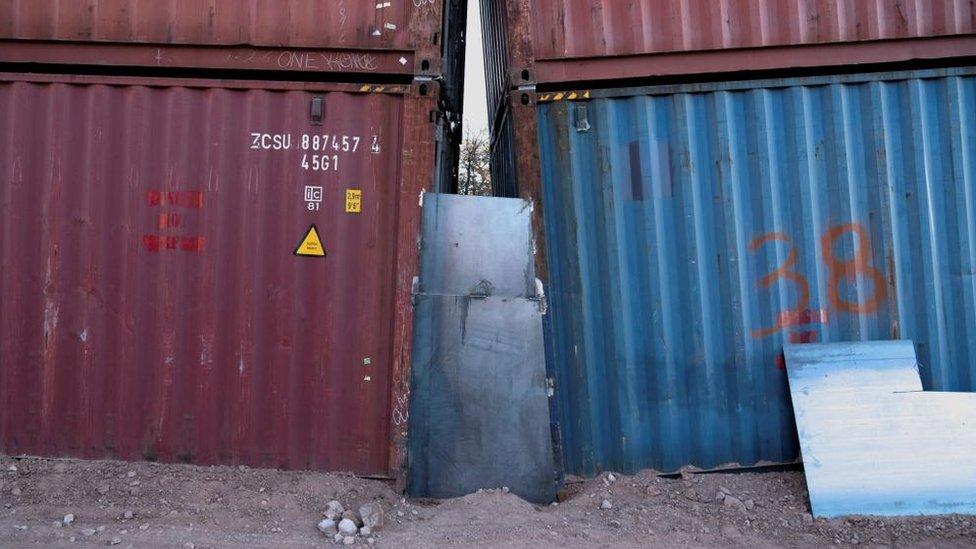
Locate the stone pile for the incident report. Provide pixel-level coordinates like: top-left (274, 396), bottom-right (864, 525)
top-left (316, 500), bottom-right (384, 545)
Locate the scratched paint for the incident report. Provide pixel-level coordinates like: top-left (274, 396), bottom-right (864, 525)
top-left (536, 68), bottom-right (976, 476)
top-left (482, 0), bottom-right (976, 89)
top-left (0, 75), bottom-right (434, 475)
top-left (0, 0), bottom-right (426, 50)
top-left (528, 0), bottom-right (976, 60)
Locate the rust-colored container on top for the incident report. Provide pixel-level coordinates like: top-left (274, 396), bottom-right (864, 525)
top-left (0, 0), bottom-right (452, 78)
top-left (0, 72), bottom-right (436, 476)
top-left (485, 0), bottom-right (976, 93)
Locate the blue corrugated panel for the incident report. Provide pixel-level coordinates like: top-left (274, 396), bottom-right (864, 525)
top-left (537, 68), bottom-right (976, 476)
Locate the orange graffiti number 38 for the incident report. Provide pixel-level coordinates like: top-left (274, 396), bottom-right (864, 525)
top-left (749, 223), bottom-right (886, 339)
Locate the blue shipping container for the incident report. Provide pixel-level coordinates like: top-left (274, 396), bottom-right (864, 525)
top-left (537, 68), bottom-right (976, 476)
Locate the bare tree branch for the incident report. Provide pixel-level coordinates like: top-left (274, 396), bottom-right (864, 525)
top-left (458, 129), bottom-right (492, 196)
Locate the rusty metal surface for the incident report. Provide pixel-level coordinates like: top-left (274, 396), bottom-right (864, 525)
top-left (0, 0), bottom-right (436, 51)
top-left (529, 0), bottom-right (976, 60)
top-left (0, 74), bottom-right (434, 475)
top-left (483, 0), bottom-right (976, 87)
top-left (0, 0), bottom-right (449, 76)
top-left (0, 40), bottom-right (416, 77)
top-left (387, 84), bottom-right (436, 488)
top-left (531, 35), bottom-right (976, 85)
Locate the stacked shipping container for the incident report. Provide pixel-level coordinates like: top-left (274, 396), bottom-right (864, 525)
top-left (482, 1), bottom-right (976, 476)
top-left (0, 0), bottom-right (466, 480)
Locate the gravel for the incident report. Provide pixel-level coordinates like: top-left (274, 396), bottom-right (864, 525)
top-left (2, 455), bottom-right (975, 548)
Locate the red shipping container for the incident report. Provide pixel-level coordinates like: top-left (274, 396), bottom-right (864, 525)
top-left (0, 0), bottom-right (450, 77)
top-left (0, 73), bottom-right (435, 476)
top-left (484, 0), bottom-right (976, 88)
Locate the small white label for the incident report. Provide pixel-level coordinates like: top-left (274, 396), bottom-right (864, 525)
top-left (305, 185), bottom-right (323, 211)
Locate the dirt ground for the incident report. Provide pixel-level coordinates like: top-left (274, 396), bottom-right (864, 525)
top-left (0, 456), bottom-right (973, 548)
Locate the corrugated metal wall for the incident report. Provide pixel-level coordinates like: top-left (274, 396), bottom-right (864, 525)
top-left (530, 0), bottom-right (976, 59)
top-left (489, 111), bottom-right (518, 198)
top-left (537, 68), bottom-right (976, 475)
top-left (479, 0), bottom-right (510, 130)
top-left (0, 0), bottom-right (420, 49)
top-left (0, 77), bottom-right (412, 474)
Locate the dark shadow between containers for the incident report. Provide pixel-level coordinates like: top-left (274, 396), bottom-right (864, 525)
top-left (0, 62), bottom-right (414, 85)
top-left (533, 56), bottom-right (976, 94)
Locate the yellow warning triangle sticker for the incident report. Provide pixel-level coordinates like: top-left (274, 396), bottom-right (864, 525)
top-left (294, 224), bottom-right (327, 258)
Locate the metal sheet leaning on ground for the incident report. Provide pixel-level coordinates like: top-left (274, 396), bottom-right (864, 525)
top-left (784, 341), bottom-right (976, 518)
top-left (0, 74), bottom-right (438, 477)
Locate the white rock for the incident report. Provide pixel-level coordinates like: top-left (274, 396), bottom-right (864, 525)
top-left (723, 495), bottom-right (747, 513)
top-left (7, 465), bottom-right (16, 472)
top-left (337, 518), bottom-right (358, 536)
top-left (324, 500), bottom-right (345, 520)
top-left (317, 519), bottom-right (338, 534)
top-left (81, 528), bottom-right (97, 537)
top-left (600, 499), bottom-right (612, 510)
top-left (607, 473), bottom-right (617, 484)
top-left (367, 538), bottom-right (376, 546)
top-left (360, 526), bottom-right (372, 537)
top-left (333, 533), bottom-right (344, 543)
top-left (123, 511), bottom-right (134, 520)
top-left (63, 514), bottom-right (75, 525)
top-left (10, 487), bottom-right (21, 496)
top-left (343, 537), bottom-right (355, 546)
top-left (108, 537), bottom-right (122, 546)
top-left (341, 510), bottom-right (362, 527)
top-left (126, 471), bottom-right (136, 478)
top-left (359, 502), bottom-right (384, 531)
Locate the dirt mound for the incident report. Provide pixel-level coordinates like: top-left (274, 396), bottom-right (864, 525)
top-left (2, 455), bottom-right (975, 548)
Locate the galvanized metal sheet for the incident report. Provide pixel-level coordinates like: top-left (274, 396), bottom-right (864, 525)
top-left (0, 77), bottom-right (418, 474)
top-left (419, 193), bottom-right (536, 298)
top-left (785, 340), bottom-right (922, 393)
top-left (408, 295), bottom-right (555, 503)
top-left (785, 341), bottom-right (976, 518)
top-left (408, 193), bottom-right (555, 503)
top-left (536, 68), bottom-right (976, 476)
